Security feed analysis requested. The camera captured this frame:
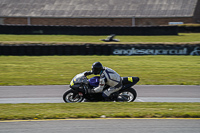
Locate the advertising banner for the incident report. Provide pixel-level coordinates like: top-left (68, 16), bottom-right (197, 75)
top-left (0, 44), bottom-right (199, 56)
top-left (112, 45), bottom-right (200, 55)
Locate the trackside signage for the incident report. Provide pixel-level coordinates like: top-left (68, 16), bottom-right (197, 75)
top-left (0, 44), bottom-right (199, 55)
top-left (113, 46), bottom-right (200, 55)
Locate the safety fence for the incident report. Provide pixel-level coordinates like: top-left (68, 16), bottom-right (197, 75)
top-left (0, 44), bottom-right (199, 56)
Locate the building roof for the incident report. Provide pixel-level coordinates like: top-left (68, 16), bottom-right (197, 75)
top-left (0, 0), bottom-right (198, 18)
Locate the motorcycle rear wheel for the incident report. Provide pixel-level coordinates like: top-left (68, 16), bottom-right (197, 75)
top-left (117, 88), bottom-right (137, 102)
top-left (63, 90), bottom-right (84, 103)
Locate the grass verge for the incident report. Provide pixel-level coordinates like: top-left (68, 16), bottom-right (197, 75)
top-left (0, 102), bottom-right (200, 120)
top-left (0, 56), bottom-right (199, 85)
top-left (0, 33), bottom-right (200, 43)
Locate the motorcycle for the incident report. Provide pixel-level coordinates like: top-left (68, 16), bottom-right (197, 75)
top-left (63, 72), bottom-right (138, 103)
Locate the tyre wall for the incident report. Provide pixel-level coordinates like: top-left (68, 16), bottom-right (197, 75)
top-left (0, 44), bottom-right (199, 56)
top-left (1, 25), bottom-right (199, 34)
top-left (0, 25), bottom-right (178, 35)
top-left (178, 26), bottom-right (200, 33)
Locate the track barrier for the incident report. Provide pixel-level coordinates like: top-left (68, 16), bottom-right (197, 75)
top-left (0, 25), bottom-right (178, 35)
top-left (0, 44), bottom-right (199, 56)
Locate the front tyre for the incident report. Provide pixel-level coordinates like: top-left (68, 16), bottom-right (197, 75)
top-left (63, 89), bottom-right (84, 103)
top-left (117, 88), bottom-right (137, 102)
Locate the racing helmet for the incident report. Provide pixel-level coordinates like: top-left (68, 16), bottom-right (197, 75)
top-left (92, 62), bottom-right (103, 75)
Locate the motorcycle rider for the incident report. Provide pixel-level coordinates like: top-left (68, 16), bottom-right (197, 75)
top-left (84, 62), bottom-right (139, 100)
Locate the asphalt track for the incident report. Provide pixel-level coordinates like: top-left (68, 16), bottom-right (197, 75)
top-left (1, 119), bottom-right (200, 133)
top-left (1, 86), bottom-right (200, 133)
top-left (0, 85), bottom-right (200, 103)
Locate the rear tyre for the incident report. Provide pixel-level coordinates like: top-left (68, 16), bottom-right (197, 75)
top-left (117, 88), bottom-right (137, 102)
top-left (63, 89), bottom-right (84, 103)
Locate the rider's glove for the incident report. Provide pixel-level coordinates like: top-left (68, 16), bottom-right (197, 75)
top-left (87, 89), bottom-right (95, 94)
top-left (84, 71), bottom-right (93, 76)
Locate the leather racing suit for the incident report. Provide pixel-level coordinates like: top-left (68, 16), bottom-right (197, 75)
top-left (93, 67), bottom-right (122, 97)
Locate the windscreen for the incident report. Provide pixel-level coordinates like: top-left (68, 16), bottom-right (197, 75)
top-left (70, 72), bottom-right (88, 86)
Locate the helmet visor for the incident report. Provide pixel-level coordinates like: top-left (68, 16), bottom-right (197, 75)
top-left (92, 67), bottom-right (101, 75)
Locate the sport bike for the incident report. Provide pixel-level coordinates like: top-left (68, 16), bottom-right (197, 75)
top-left (63, 72), bottom-right (138, 103)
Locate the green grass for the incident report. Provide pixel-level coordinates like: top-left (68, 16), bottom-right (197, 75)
top-left (0, 102), bottom-right (200, 120)
top-left (0, 33), bottom-right (200, 43)
top-left (0, 56), bottom-right (199, 86)
top-left (178, 24), bottom-right (200, 27)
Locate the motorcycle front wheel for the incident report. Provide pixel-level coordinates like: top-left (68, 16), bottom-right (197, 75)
top-left (117, 88), bottom-right (137, 102)
top-left (63, 89), bottom-right (84, 103)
